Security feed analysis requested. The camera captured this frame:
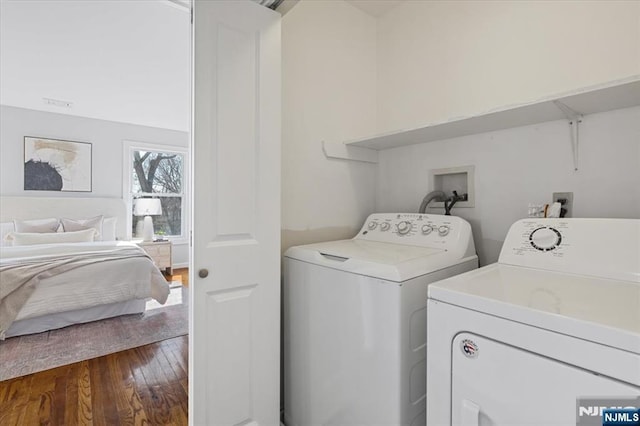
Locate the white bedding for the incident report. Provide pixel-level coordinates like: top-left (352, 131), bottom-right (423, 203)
top-left (1, 241), bottom-right (170, 323)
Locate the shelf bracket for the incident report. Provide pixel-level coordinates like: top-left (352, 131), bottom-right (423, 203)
top-left (552, 100), bottom-right (583, 171)
top-left (322, 141), bottom-right (378, 164)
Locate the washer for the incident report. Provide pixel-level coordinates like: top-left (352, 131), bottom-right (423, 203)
top-left (427, 218), bottom-right (640, 425)
top-left (283, 213), bottom-right (478, 426)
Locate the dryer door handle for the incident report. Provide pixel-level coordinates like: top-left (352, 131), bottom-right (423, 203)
top-left (460, 399), bottom-right (480, 426)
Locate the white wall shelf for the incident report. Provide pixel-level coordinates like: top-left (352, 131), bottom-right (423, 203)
top-left (323, 76), bottom-right (640, 166)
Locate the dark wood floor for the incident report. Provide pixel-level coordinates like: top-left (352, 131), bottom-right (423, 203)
top-left (0, 335), bottom-right (188, 426)
top-left (0, 269), bottom-right (191, 425)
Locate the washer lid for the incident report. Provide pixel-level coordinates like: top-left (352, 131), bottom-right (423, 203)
top-left (429, 264), bottom-right (640, 354)
top-left (284, 239), bottom-right (469, 282)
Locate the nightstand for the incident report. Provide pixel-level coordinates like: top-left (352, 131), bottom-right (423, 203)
top-left (136, 240), bottom-right (173, 275)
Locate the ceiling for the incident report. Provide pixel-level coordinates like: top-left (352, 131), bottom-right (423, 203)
top-left (0, 0), bottom-right (400, 133)
top-left (346, 0), bottom-right (403, 17)
top-left (0, 0), bottom-right (190, 132)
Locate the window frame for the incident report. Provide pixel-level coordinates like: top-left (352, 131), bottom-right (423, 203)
top-left (122, 140), bottom-right (189, 244)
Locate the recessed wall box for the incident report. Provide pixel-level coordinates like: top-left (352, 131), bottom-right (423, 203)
top-left (428, 165), bottom-right (475, 209)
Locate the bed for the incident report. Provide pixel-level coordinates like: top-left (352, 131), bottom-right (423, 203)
top-left (0, 196), bottom-right (170, 339)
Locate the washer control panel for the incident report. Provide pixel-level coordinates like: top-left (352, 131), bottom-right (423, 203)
top-left (356, 213), bottom-right (473, 249)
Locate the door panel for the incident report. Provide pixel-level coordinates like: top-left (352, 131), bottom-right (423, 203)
top-left (191, 1), bottom-right (281, 425)
top-left (216, 22), bottom-right (257, 238)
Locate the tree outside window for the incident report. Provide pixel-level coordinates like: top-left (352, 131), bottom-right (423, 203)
top-left (131, 150), bottom-right (184, 238)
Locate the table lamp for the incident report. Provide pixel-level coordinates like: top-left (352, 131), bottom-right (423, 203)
top-left (134, 198), bottom-right (162, 242)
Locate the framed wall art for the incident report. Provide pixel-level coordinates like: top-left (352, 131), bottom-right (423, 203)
top-left (24, 136), bottom-right (92, 192)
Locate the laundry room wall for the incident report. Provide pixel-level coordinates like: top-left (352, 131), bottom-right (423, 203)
top-left (376, 105), bottom-right (640, 265)
top-left (376, 0), bottom-right (640, 133)
top-left (281, 0), bottom-right (378, 252)
top-left (372, 0), bottom-right (640, 265)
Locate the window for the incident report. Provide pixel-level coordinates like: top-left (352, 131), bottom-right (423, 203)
top-left (124, 141), bottom-right (188, 241)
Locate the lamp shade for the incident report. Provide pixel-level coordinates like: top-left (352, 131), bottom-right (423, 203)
top-left (134, 198), bottom-right (162, 216)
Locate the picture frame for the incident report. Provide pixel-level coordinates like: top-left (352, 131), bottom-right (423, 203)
top-left (24, 136), bottom-right (92, 192)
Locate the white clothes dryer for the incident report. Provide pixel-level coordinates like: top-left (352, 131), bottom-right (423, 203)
top-left (283, 213), bottom-right (478, 426)
top-left (427, 218), bottom-right (640, 426)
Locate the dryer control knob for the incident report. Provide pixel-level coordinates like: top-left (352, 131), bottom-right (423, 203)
top-left (397, 221), bottom-right (412, 235)
top-left (368, 221), bottom-right (378, 230)
top-left (380, 222), bottom-right (391, 231)
top-left (421, 225), bottom-right (433, 235)
top-left (438, 225), bottom-right (450, 236)
top-left (529, 227), bottom-right (562, 251)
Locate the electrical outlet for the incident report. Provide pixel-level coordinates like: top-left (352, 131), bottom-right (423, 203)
top-left (552, 192), bottom-right (573, 218)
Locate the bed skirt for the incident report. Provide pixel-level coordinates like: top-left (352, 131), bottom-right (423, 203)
top-left (5, 299), bottom-right (147, 338)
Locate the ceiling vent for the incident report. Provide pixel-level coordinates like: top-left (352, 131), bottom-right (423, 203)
top-left (251, 0), bottom-right (285, 10)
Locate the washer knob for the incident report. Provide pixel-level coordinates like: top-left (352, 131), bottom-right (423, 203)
top-left (397, 221), bottom-right (412, 235)
top-left (368, 221), bottom-right (378, 230)
top-left (421, 225), bottom-right (433, 235)
top-left (438, 225), bottom-right (450, 236)
top-left (380, 222), bottom-right (391, 231)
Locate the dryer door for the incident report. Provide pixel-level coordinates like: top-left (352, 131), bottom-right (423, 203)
top-left (451, 333), bottom-right (640, 426)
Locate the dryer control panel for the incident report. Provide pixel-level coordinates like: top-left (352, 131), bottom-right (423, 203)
top-left (499, 218), bottom-right (639, 282)
top-left (356, 213), bottom-right (475, 255)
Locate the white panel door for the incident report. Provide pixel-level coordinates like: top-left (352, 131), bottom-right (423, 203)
top-left (191, 1), bottom-right (281, 425)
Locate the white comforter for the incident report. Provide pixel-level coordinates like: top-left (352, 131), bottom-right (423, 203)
top-left (1, 241), bottom-right (170, 322)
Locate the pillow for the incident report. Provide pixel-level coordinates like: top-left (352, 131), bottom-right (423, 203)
top-left (60, 215), bottom-right (103, 240)
top-left (6, 228), bottom-right (97, 246)
top-left (102, 217), bottom-right (118, 241)
top-left (14, 218), bottom-right (60, 233)
top-left (0, 222), bottom-right (15, 247)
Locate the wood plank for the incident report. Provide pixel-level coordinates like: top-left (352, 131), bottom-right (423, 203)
top-left (166, 336), bottom-right (189, 377)
top-left (135, 343), bottom-right (169, 386)
top-left (52, 364), bottom-right (70, 425)
top-left (0, 375), bottom-right (32, 426)
top-left (62, 362), bottom-right (80, 426)
top-left (135, 343), bottom-right (175, 424)
top-left (21, 368), bottom-right (56, 426)
top-left (76, 360), bottom-right (94, 426)
top-left (111, 346), bottom-right (149, 425)
top-left (160, 340), bottom-right (188, 381)
top-left (91, 355), bottom-right (120, 425)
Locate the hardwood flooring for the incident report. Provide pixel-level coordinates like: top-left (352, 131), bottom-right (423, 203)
top-left (0, 335), bottom-right (188, 425)
top-left (165, 267), bottom-right (189, 287)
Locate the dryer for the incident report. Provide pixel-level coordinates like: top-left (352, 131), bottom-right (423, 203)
top-left (283, 213), bottom-right (478, 426)
top-left (427, 218), bottom-right (640, 425)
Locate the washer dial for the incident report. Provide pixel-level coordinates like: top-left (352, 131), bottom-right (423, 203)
top-left (397, 221), bottom-right (412, 235)
top-left (529, 227), bottom-right (562, 251)
top-left (421, 225), bottom-right (433, 235)
top-left (380, 222), bottom-right (391, 231)
top-left (438, 225), bottom-right (450, 236)
top-left (368, 222), bottom-right (378, 230)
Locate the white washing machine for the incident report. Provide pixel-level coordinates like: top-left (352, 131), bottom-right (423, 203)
top-left (283, 213), bottom-right (478, 426)
top-left (427, 218), bottom-right (640, 426)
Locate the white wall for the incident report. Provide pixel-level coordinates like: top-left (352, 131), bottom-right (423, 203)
top-left (377, 106), bottom-right (640, 265)
top-left (377, 0), bottom-right (640, 133)
top-left (0, 105), bottom-right (190, 266)
top-left (281, 0), bottom-right (378, 251)
top-left (371, 0), bottom-right (640, 265)
top-left (0, 0), bottom-right (190, 132)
